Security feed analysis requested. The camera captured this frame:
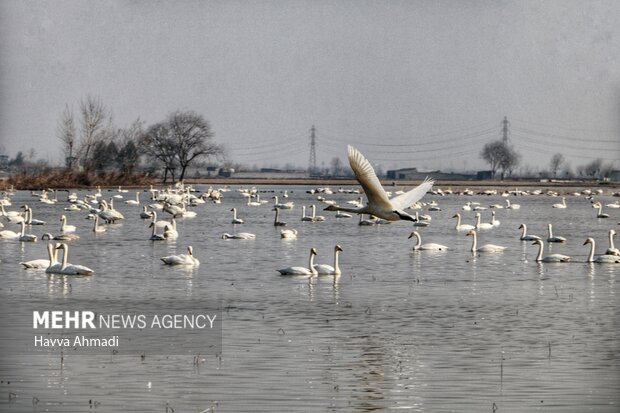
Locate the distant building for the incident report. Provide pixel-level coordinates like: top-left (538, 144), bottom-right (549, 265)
top-left (476, 170), bottom-right (494, 180)
top-left (386, 167), bottom-right (478, 181)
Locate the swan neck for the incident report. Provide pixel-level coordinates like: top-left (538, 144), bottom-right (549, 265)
top-left (333, 249), bottom-right (340, 274)
top-left (587, 240), bottom-right (595, 262)
top-left (536, 242), bottom-right (544, 261)
top-left (470, 232), bottom-right (477, 252)
top-left (309, 252), bottom-right (317, 275)
top-left (610, 231), bottom-right (616, 250)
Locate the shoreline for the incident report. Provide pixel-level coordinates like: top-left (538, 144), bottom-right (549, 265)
top-left (2, 176), bottom-right (618, 191)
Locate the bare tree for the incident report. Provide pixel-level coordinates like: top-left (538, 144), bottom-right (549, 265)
top-left (78, 95), bottom-right (109, 172)
top-left (168, 111), bottom-right (221, 181)
top-left (583, 158), bottom-right (603, 178)
top-left (139, 122), bottom-right (178, 183)
top-left (56, 104), bottom-right (77, 169)
top-left (480, 140), bottom-right (521, 179)
top-left (549, 153), bottom-right (564, 178)
top-left (330, 157), bottom-right (343, 176)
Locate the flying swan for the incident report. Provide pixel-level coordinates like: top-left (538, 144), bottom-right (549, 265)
top-left (324, 145), bottom-right (433, 222)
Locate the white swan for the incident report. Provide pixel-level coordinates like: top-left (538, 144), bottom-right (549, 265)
top-left (149, 211), bottom-right (172, 229)
top-left (41, 232), bottom-right (80, 241)
top-left (231, 208), bottom-right (244, 224)
top-left (280, 228), bottom-right (298, 239)
top-left (531, 239), bottom-right (570, 263)
top-left (163, 219), bottom-right (179, 239)
top-left (59, 215), bottom-right (76, 233)
top-left (324, 145), bottom-right (433, 221)
top-left (584, 238), bottom-right (620, 264)
top-left (310, 205), bottom-right (326, 222)
top-left (140, 206), bottom-right (152, 219)
top-left (408, 231), bottom-right (448, 251)
top-left (53, 243), bottom-right (94, 275)
top-left (605, 229), bottom-right (620, 255)
top-left (221, 232), bottom-right (256, 240)
top-left (125, 191), bottom-right (140, 205)
top-left (412, 211), bottom-right (430, 227)
top-left (546, 224), bottom-right (566, 243)
top-left (301, 206), bottom-right (313, 222)
top-left (24, 207), bottom-right (46, 225)
top-left (277, 247), bottom-right (318, 276)
top-left (98, 200), bottom-right (124, 223)
top-left (466, 229), bottom-right (507, 253)
top-left (0, 227), bottom-right (20, 238)
top-left (149, 222), bottom-right (166, 241)
top-left (518, 224), bottom-right (541, 241)
top-left (475, 213), bottom-right (494, 230)
top-left (273, 207), bottom-right (287, 226)
top-left (552, 197), bottom-right (567, 209)
top-left (491, 211), bottom-right (500, 227)
top-left (273, 196), bottom-right (294, 209)
top-left (593, 202), bottom-right (609, 218)
top-left (92, 215), bottom-right (106, 233)
top-left (358, 214), bottom-right (377, 226)
top-left (452, 213), bottom-right (475, 231)
top-left (314, 245), bottom-right (343, 275)
top-left (505, 199), bottom-right (520, 209)
top-left (44, 242), bottom-right (62, 273)
top-left (335, 210), bottom-right (352, 218)
top-left (161, 246), bottom-right (200, 266)
top-left (19, 221), bottom-right (37, 242)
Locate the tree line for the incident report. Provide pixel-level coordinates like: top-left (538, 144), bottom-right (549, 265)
top-left (55, 95), bottom-right (223, 183)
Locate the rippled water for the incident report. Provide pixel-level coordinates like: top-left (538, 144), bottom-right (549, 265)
top-left (0, 185), bottom-right (618, 412)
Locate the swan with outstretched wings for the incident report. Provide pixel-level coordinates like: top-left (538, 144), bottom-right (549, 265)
top-left (324, 145), bottom-right (434, 222)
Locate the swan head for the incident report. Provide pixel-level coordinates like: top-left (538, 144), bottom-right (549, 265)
top-left (518, 224), bottom-right (524, 229)
top-left (466, 230), bottom-right (476, 237)
top-left (187, 246), bottom-right (194, 255)
top-left (583, 238), bottom-right (594, 246)
top-left (60, 215), bottom-right (66, 222)
top-left (310, 247), bottom-right (317, 256)
top-left (41, 233), bottom-right (53, 240)
top-left (532, 239), bottom-right (543, 246)
top-left (407, 231), bottom-right (420, 239)
top-left (452, 214), bottom-right (460, 218)
top-left (610, 229), bottom-right (616, 236)
top-left (335, 245), bottom-right (343, 252)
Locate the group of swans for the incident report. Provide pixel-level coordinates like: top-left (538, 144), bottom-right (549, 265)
top-left (278, 245), bottom-right (343, 276)
top-left (43, 242), bottom-right (94, 275)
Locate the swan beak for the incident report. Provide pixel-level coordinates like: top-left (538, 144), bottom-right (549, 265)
top-left (407, 232), bottom-right (414, 239)
top-left (336, 245), bottom-right (343, 252)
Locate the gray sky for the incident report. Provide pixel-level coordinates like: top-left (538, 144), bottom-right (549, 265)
top-left (1, 0), bottom-right (619, 173)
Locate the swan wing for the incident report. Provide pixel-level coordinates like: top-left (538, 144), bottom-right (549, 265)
top-left (347, 145), bottom-right (392, 210)
top-left (313, 264), bottom-right (335, 274)
top-left (390, 177), bottom-right (435, 211)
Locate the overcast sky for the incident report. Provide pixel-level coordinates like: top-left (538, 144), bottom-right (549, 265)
top-left (1, 0), bottom-right (619, 173)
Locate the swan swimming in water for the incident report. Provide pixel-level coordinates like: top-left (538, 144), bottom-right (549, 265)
top-left (277, 248), bottom-right (318, 276)
top-left (518, 224), bottom-right (541, 241)
top-left (593, 202), bottom-right (609, 218)
top-left (546, 224), bottom-right (566, 243)
top-left (21, 243), bottom-right (54, 269)
top-left (221, 232), bottom-right (256, 240)
top-left (161, 246), bottom-right (200, 266)
top-left (231, 208), bottom-right (244, 224)
top-left (125, 192), bottom-right (140, 205)
top-left (552, 197), bottom-right (567, 209)
top-left (280, 228), bottom-right (298, 239)
top-left (313, 245), bottom-right (343, 275)
top-left (408, 231), bottom-right (449, 251)
top-left (452, 213), bottom-right (475, 231)
top-left (59, 215), bottom-right (76, 233)
top-left (19, 221), bottom-right (37, 242)
top-left (605, 229), bottom-right (619, 256)
top-left (273, 207), bottom-right (287, 226)
top-left (466, 230), bottom-right (507, 253)
top-left (92, 215), bottom-right (106, 233)
top-left (475, 213), bottom-right (494, 230)
top-left (52, 243), bottom-right (94, 275)
top-left (531, 239), bottom-right (570, 263)
top-left (149, 222), bottom-right (166, 241)
top-left (583, 238), bottom-right (620, 264)
top-left (324, 145), bottom-right (433, 222)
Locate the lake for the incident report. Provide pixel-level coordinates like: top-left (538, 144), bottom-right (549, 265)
top-left (0, 184), bottom-right (618, 412)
